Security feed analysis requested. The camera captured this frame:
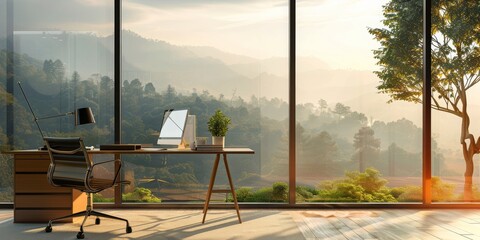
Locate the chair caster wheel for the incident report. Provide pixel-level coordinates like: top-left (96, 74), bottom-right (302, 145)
top-left (126, 226), bottom-right (132, 233)
top-left (45, 225), bottom-right (52, 233)
top-left (76, 232), bottom-right (85, 239)
top-left (95, 218), bottom-right (100, 225)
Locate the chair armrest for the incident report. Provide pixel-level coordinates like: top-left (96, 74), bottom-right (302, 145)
top-left (91, 159), bottom-right (117, 168)
top-left (86, 159), bottom-right (122, 193)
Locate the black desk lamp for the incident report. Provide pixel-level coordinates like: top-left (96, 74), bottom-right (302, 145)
top-left (17, 81), bottom-right (96, 139)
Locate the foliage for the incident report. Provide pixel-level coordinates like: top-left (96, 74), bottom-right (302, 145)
top-left (352, 127), bottom-right (381, 172)
top-left (0, 188), bottom-right (13, 202)
top-left (311, 168), bottom-right (396, 202)
top-left (235, 187), bottom-right (254, 202)
top-left (0, 154), bottom-right (12, 191)
top-left (272, 182), bottom-right (288, 201)
top-left (93, 193), bottom-right (114, 202)
top-left (369, 0), bottom-right (480, 199)
top-left (94, 187), bottom-right (161, 203)
top-left (207, 109), bottom-right (231, 137)
top-left (296, 185), bottom-right (318, 202)
top-left (234, 182), bottom-right (288, 202)
top-left (122, 187), bottom-right (161, 203)
top-left (396, 177), bottom-right (455, 202)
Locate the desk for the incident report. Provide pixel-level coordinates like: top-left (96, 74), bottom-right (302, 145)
top-left (5, 147), bottom-right (254, 223)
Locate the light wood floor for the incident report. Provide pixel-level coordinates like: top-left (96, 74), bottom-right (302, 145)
top-left (2, 209), bottom-right (480, 239)
top-left (291, 209), bottom-right (480, 240)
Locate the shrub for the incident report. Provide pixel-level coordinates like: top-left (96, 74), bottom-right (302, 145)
top-left (232, 182), bottom-right (288, 202)
top-left (122, 187), bottom-right (161, 203)
top-left (389, 187), bottom-right (406, 199)
top-left (251, 187), bottom-right (274, 202)
top-left (93, 193), bottom-right (114, 202)
top-left (272, 182), bottom-right (288, 201)
top-left (296, 186), bottom-right (317, 199)
top-left (236, 187), bottom-right (253, 202)
top-left (397, 177), bottom-right (455, 202)
top-left (313, 168), bottom-right (397, 202)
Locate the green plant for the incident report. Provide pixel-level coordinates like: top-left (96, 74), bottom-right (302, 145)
top-left (296, 185), bottom-right (318, 200)
top-left (93, 193), bottom-right (114, 202)
top-left (272, 182), bottom-right (288, 201)
top-left (312, 168), bottom-right (397, 202)
top-left (207, 109), bottom-right (231, 137)
top-left (122, 187), bottom-right (161, 203)
top-left (231, 182), bottom-right (289, 202)
top-left (236, 187), bottom-right (253, 202)
top-left (397, 177), bottom-right (455, 202)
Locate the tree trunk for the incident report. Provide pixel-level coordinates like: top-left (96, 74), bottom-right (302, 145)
top-left (462, 143), bottom-right (474, 201)
top-left (460, 114), bottom-right (478, 201)
top-left (460, 93), bottom-right (476, 201)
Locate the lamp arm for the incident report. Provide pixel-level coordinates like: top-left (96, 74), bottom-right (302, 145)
top-left (37, 111), bottom-right (75, 121)
top-left (17, 81), bottom-right (45, 139)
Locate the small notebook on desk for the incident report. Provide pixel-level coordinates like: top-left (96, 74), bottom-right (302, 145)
top-left (99, 144), bottom-right (142, 150)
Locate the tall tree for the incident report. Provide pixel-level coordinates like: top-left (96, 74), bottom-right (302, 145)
top-left (352, 127), bottom-right (381, 172)
top-left (369, 1), bottom-right (480, 200)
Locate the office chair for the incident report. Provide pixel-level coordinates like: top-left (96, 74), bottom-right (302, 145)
top-left (43, 137), bottom-right (132, 239)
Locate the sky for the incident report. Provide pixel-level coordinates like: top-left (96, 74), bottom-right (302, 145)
top-left (2, 0), bottom-right (388, 70)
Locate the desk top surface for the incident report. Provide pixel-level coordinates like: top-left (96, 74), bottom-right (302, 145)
top-left (4, 147), bottom-right (254, 155)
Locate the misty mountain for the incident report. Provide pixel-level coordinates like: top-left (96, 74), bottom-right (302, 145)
top-left (186, 45), bottom-right (257, 65)
top-left (4, 30), bottom-right (413, 122)
top-left (4, 30), bottom-right (331, 101)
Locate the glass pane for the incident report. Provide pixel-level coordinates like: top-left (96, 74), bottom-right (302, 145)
top-left (0, 0), bottom-right (13, 203)
top-left (432, 1), bottom-right (480, 202)
top-left (121, 1), bottom-right (289, 203)
top-left (296, 0), bottom-right (423, 203)
top-left (3, 1), bottom-right (114, 202)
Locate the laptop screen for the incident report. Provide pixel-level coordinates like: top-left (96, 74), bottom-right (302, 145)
top-left (157, 109), bottom-right (189, 146)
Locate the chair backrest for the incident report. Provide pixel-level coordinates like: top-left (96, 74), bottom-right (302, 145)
top-left (44, 137), bottom-right (92, 188)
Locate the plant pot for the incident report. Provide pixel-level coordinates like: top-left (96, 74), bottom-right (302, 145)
top-left (212, 136), bottom-right (225, 148)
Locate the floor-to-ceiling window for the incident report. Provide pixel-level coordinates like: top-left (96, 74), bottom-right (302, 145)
top-left (0, 0), bottom-right (115, 202)
top-left (0, 0), bottom-right (12, 203)
top-left (3, 0), bottom-right (480, 207)
top-left (120, 1), bottom-right (289, 203)
top-left (431, 1), bottom-right (480, 203)
top-left (296, 0), bottom-right (423, 203)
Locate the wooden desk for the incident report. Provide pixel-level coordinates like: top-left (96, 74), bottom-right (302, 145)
top-left (4, 147), bottom-right (254, 223)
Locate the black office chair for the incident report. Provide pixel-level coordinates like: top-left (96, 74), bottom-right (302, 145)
top-left (43, 137), bottom-right (132, 239)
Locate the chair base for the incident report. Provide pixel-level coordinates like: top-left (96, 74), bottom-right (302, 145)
top-left (45, 193), bottom-right (132, 239)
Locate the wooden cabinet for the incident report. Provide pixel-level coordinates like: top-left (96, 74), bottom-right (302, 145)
top-left (13, 151), bottom-right (86, 223)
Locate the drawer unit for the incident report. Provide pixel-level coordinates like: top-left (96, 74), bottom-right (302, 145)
top-left (13, 152), bottom-right (86, 223)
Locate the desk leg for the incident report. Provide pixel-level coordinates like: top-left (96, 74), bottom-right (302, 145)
top-left (223, 153), bottom-right (242, 223)
top-left (202, 154), bottom-right (221, 223)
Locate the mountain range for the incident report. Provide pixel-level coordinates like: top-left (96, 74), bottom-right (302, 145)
top-left (3, 30), bottom-right (475, 149)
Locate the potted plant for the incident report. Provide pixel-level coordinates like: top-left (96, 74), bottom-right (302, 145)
top-left (207, 109), bottom-right (231, 147)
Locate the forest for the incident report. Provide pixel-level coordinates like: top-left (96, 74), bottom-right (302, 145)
top-left (0, 49), bottom-right (450, 202)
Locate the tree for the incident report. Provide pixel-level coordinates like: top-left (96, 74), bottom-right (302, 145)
top-left (318, 99), bottom-right (328, 114)
top-left (332, 103), bottom-right (351, 118)
top-left (43, 59), bottom-right (65, 83)
top-left (144, 82), bottom-right (156, 96)
top-left (352, 127), bottom-right (380, 172)
top-left (369, 0), bottom-right (480, 200)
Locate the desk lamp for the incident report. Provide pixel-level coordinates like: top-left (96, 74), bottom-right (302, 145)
top-left (17, 81), bottom-right (96, 139)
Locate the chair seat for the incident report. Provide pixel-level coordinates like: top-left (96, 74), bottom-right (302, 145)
top-left (89, 178), bottom-right (114, 188)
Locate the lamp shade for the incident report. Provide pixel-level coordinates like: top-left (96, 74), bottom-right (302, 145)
top-left (76, 107), bottom-right (96, 125)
